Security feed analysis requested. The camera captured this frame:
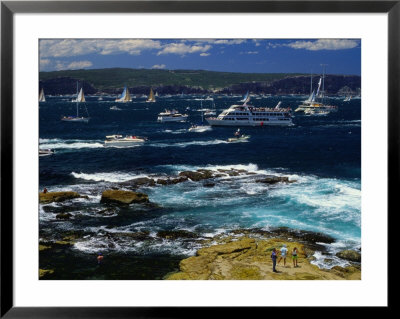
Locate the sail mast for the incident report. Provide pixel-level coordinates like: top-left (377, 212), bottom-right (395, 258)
top-left (76, 82), bottom-right (79, 117)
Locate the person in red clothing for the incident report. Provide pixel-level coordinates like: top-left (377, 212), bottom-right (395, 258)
top-left (97, 253), bottom-right (104, 264)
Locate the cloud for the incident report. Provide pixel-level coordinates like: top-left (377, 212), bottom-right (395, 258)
top-left (151, 64), bottom-right (166, 69)
top-left (157, 43), bottom-right (211, 56)
top-left (40, 39), bottom-right (162, 58)
top-left (240, 51), bottom-right (258, 55)
top-left (66, 60), bottom-right (93, 69)
top-left (196, 39), bottom-right (247, 45)
top-left (200, 53), bottom-right (210, 56)
top-left (286, 39), bottom-right (359, 51)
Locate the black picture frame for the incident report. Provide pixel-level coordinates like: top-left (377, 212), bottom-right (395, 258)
top-left (1, 0), bottom-right (395, 317)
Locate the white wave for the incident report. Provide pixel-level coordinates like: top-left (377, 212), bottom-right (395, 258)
top-left (40, 138), bottom-right (103, 150)
top-left (150, 139), bottom-right (230, 148)
top-left (71, 171), bottom-right (150, 183)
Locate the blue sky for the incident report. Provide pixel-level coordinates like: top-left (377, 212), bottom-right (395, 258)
top-left (39, 39), bottom-right (361, 75)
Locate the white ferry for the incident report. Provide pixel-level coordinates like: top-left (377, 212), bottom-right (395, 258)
top-left (206, 101), bottom-right (292, 127)
top-left (157, 109), bottom-right (188, 122)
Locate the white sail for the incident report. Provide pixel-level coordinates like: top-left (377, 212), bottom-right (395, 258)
top-left (115, 86), bottom-right (132, 102)
top-left (275, 101), bottom-right (282, 109)
top-left (39, 88), bottom-right (46, 102)
top-left (240, 91), bottom-right (249, 102)
top-left (315, 78), bottom-right (322, 98)
top-left (77, 88), bottom-right (85, 102)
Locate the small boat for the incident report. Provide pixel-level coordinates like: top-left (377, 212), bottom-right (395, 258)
top-left (343, 95), bottom-right (352, 102)
top-left (62, 82), bottom-right (90, 122)
top-left (104, 134), bottom-right (147, 147)
top-left (146, 88), bottom-right (156, 103)
top-left (157, 109), bottom-right (188, 122)
top-left (39, 88), bottom-right (46, 102)
top-left (304, 108), bottom-right (330, 116)
top-left (188, 112), bottom-right (211, 132)
top-left (98, 96), bottom-right (103, 101)
top-left (227, 135), bottom-right (250, 142)
top-left (227, 129), bottom-right (250, 142)
top-left (110, 105), bottom-right (122, 111)
top-left (115, 86), bottom-right (132, 103)
top-left (39, 148), bottom-right (54, 157)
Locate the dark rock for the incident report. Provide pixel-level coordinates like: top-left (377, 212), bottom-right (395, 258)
top-left (157, 230), bottom-right (198, 240)
top-left (56, 212), bottom-right (72, 220)
top-left (203, 182), bottom-right (215, 188)
top-left (156, 176), bottom-right (188, 185)
top-left (120, 177), bottom-right (156, 188)
top-left (255, 175), bottom-right (289, 184)
top-left (179, 170), bottom-right (213, 181)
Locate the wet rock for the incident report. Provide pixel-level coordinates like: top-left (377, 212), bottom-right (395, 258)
top-left (336, 250), bottom-right (361, 262)
top-left (120, 177), bottom-right (156, 188)
top-left (179, 170), bottom-right (213, 181)
top-left (39, 269), bottom-right (54, 278)
top-left (255, 175), bottom-right (289, 184)
top-left (157, 230), bottom-right (198, 240)
top-left (203, 182), bottom-right (215, 187)
top-left (197, 237), bottom-right (256, 256)
top-left (56, 212), bottom-right (72, 220)
top-left (156, 176), bottom-right (188, 185)
top-left (113, 231), bottom-right (151, 241)
top-left (39, 191), bottom-right (83, 204)
top-left (100, 190), bottom-right (149, 205)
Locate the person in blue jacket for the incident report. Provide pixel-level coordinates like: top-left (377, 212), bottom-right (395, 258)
top-left (271, 248), bottom-right (278, 273)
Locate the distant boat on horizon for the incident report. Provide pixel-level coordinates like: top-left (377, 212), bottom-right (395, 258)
top-left (62, 82), bottom-right (90, 122)
top-left (146, 88), bottom-right (156, 103)
top-left (39, 88), bottom-right (46, 102)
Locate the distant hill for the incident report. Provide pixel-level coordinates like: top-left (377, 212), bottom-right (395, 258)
top-left (39, 68), bottom-right (361, 95)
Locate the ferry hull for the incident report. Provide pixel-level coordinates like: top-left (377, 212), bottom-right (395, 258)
top-left (206, 118), bottom-right (292, 126)
top-left (157, 116), bottom-right (188, 122)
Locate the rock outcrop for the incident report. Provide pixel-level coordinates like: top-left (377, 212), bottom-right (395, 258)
top-left (336, 250), bottom-right (361, 262)
top-left (100, 190), bottom-right (149, 205)
top-left (165, 237), bottom-right (361, 280)
top-left (39, 191), bottom-right (83, 204)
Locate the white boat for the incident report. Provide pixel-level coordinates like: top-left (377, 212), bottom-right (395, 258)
top-left (240, 91), bottom-right (249, 102)
top-left (62, 82), bottom-right (90, 122)
top-left (295, 66), bottom-right (338, 114)
top-left (39, 148), bottom-right (54, 157)
top-left (110, 105), bottom-right (122, 111)
top-left (304, 108), bottom-right (330, 116)
top-left (188, 112), bottom-right (211, 132)
top-left (146, 88), bottom-right (156, 103)
top-left (39, 88), bottom-right (46, 102)
top-left (104, 134), bottom-right (147, 147)
top-left (115, 86), bottom-right (132, 102)
top-left (227, 135), bottom-right (250, 142)
top-left (206, 96), bottom-right (292, 126)
top-left (157, 109), bottom-right (188, 122)
top-left (344, 95), bottom-right (352, 102)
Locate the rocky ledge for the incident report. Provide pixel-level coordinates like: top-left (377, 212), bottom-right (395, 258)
top-left (165, 236), bottom-right (361, 280)
top-left (39, 191), bottom-right (88, 204)
top-left (100, 190), bottom-right (149, 205)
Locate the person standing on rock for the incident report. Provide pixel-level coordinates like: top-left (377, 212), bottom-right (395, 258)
top-left (292, 247), bottom-right (298, 267)
top-left (97, 253), bottom-right (104, 265)
top-left (271, 248), bottom-right (278, 273)
top-left (278, 244), bottom-right (288, 266)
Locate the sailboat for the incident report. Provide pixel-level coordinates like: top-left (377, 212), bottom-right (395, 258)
top-left (188, 111), bottom-right (211, 132)
top-left (71, 84), bottom-right (85, 102)
top-left (62, 82), bottom-right (90, 122)
top-left (295, 66), bottom-right (337, 114)
top-left (39, 88), bottom-right (46, 102)
top-left (146, 88), bottom-right (156, 103)
top-left (240, 91), bottom-right (249, 103)
top-left (115, 86), bottom-right (132, 103)
top-left (204, 97), bottom-right (216, 116)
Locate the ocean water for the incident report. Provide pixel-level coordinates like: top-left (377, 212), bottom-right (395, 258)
top-left (39, 95), bottom-right (361, 279)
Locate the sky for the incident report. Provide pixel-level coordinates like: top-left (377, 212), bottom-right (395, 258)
top-left (39, 39), bottom-right (361, 75)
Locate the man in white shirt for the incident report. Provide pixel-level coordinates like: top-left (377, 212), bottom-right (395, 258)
top-left (277, 244), bottom-right (288, 266)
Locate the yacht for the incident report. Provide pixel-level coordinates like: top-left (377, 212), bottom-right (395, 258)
top-left (157, 109), bottom-right (188, 122)
top-left (39, 148), bottom-right (54, 157)
top-left (206, 99), bottom-right (292, 127)
top-left (104, 135), bottom-right (147, 147)
top-left (295, 66), bottom-right (338, 114)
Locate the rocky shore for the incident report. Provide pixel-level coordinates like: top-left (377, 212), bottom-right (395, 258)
top-left (165, 235), bottom-right (361, 280)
